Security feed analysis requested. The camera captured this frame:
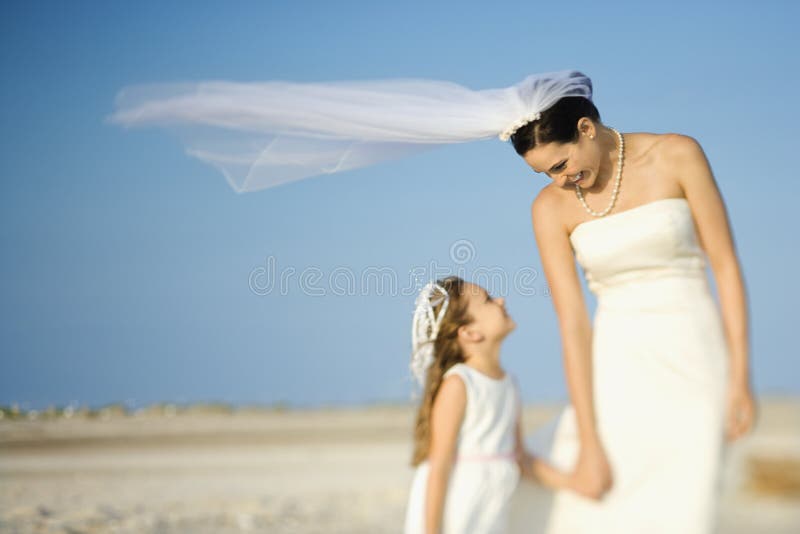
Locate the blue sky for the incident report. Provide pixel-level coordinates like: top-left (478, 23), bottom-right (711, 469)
top-left (1, 1), bottom-right (798, 409)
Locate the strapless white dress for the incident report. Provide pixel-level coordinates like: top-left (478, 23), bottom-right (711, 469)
top-left (515, 197), bottom-right (730, 534)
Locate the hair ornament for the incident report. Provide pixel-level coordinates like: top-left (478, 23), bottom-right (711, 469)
top-left (410, 281), bottom-right (451, 386)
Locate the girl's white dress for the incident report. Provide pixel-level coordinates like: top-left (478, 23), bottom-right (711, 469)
top-left (404, 363), bottom-right (522, 534)
top-left (520, 197), bottom-right (729, 534)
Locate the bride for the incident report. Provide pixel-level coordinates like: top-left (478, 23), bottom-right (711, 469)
top-left (512, 95), bottom-right (756, 533)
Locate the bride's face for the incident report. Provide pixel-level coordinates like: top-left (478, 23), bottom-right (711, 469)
top-left (521, 120), bottom-right (601, 189)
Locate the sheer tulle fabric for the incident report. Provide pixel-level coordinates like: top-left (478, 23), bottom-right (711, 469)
top-left (106, 70), bottom-right (592, 193)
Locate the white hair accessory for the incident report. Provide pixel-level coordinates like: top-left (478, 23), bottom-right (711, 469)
top-left (499, 110), bottom-right (542, 142)
top-left (410, 281), bottom-right (451, 387)
top-left (107, 70), bottom-right (592, 193)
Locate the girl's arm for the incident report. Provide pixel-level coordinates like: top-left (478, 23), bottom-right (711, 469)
top-left (669, 134), bottom-right (756, 441)
top-left (425, 374), bottom-right (466, 534)
top-left (531, 189), bottom-right (612, 500)
top-left (514, 415), bottom-right (569, 489)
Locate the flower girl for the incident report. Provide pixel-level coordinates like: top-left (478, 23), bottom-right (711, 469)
top-left (404, 276), bottom-right (567, 533)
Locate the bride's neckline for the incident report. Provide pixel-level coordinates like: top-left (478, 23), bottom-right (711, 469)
top-left (569, 197), bottom-right (688, 239)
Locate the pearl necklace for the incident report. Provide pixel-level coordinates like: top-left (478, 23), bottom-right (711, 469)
top-left (575, 127), bottom-right (624, 217)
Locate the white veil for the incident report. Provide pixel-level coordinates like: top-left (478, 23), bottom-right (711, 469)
top-left (106, 69), bottom-right (592, 193)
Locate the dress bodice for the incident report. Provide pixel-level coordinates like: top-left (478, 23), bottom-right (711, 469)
top-left (442, 364), bottom-right (521, 458)
top-left (568, 197), bottom-right (707, 297)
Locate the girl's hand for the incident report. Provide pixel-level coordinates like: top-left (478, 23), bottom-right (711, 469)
top-left (567, 442), bottom-right (613, 500)
top-left (725, 381), bottom-right (756, 442)
top-left (519, 451), bottom-right (569, 490)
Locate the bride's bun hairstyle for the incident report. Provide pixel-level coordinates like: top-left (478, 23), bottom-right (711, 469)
top-left (510, 96), bottom-right (602, 157)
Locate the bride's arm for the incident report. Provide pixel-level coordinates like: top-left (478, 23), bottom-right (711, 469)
top-left (531, 190), bottom-right (598, 448)
top-left (669, 134), bottom-right (755, 441)
top-left (531, 190), bottom-right (612, 499)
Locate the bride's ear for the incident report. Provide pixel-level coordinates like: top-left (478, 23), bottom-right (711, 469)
top-left (578, 118), bottom-right (595, 138)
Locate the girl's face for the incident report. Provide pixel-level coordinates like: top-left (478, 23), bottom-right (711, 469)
top-left (462, 283), bottom-right (516, 341)
top-left (521, 119), bottom-right (602, 189)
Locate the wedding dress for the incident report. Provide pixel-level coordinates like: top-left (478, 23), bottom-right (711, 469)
top-left (516, 197), bottom-right (729, 534)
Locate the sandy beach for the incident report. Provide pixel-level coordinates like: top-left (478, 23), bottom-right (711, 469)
top-left (1, 398), bottom-right (798, 533)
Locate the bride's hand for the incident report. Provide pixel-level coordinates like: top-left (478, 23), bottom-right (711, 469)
top-left (567, 442), bottom-right (613, 500)
top-left (725, 381), bottom-right (756, 442)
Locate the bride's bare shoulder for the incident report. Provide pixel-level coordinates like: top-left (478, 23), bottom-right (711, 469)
top-left (645, 132), bottom-right (704, 160)
top-left (647, 132), bottom-right (711, 181)
top-left (632, 132), bottom-right (705, 189)
top-left (626, 131), bottom-right (676, 158)
top-left (531, 184), bottom-right (569, 233)
top-left (531, 183), bottom-right (561, 213)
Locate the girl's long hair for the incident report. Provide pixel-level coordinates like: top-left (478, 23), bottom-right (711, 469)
top-left (410, 275), bottom-right (474, 466)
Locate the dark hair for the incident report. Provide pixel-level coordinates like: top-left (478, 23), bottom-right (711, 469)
top-left (510, 96), bottom-right (602, 157)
